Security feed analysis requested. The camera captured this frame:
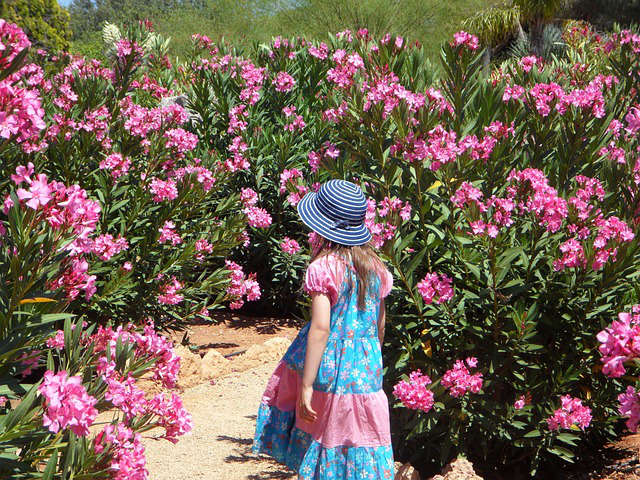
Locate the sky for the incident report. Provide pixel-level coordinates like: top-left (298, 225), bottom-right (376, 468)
top-left (58, 0), bottom-right (72, 6)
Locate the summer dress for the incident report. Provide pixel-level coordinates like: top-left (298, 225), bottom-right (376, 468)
top-left (252, 253), bottom-right (394, 479)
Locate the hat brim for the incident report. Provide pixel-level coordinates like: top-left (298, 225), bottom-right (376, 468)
top-left (297, 191), bottom-right (372, 246)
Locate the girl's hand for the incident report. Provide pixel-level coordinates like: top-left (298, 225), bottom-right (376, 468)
top-left (298, 385), bottom-right (317, 423)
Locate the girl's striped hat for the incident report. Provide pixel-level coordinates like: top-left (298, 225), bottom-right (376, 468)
top-left (297, 179), bottom-right (371, 246)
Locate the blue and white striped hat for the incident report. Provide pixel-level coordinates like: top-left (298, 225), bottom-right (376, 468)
top-left (297, 179), bottom-right (371, 246)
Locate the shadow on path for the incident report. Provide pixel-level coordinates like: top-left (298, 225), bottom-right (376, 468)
top-left (218, 434), bottom-right (295, 479)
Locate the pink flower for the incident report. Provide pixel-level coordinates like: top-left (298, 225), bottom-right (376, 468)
top-left (147, 393), bottom-right (193, 443)
top-left (115, 39), bottom-right (144, 61)
top-left (100, 153), bottom-right (132, 180)
top-left (0, 81), bottom-right (45, 143)
top-left (625, 107), bottom-right (640, 134)
top-left (546, 395), bottom-right (592, 431)
top-left (225, 260), bottom-right (261, 309)
top-left (38, 370), bottom-right (98, 436)
top-left (46, 330), bottom-right (65, 350)
top-left (92, 234), bottom-right (128, 261)
top-left (244, 206), bottom-right (272, 228)
top-left (417, 273), bottom-right (454, 304)
top-left (281, 237), bottom-right (301, 255)
top-left (158, 276), bottom-right (184, 305)
top-left (11, 163), bottom-right (34, 184)
top-left (441, 359), bottom-right (483, 398)
top-left (273, 71), bottom-right (296, 92)
top-left (393, 371), bottom-right (434, 413)
top-left (93, 423), bottom-right (148, 480)
top-left (0, 20), bottom-right (31, 69)
top-left (135, 322), bottom-right (180, 389)
top-left (597, 310), bottom-right (640, 378)
top-left (618, 386), bottom-right (640, 432)
top-left (158, 220), bottom-right (182, 245)
top-left (240, 188), bottom-right (259, 207)
top-left (514, 395), bottom-right (526, 410)
top-left (16, 173), bottom-right (52, 210)
top-left (148, 178), bottom-right (178, 203)
top-left (451, 31), bottom-right (479, 51)
top-left (279, 168), bottom-right (303, 193)
top-left (0, 396), bottom-right (6, 407)
top-left (164, 128), bottom-right (198, 154)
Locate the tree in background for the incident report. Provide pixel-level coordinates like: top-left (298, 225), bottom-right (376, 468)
top-left (0, 0), bottom-right (72, 51)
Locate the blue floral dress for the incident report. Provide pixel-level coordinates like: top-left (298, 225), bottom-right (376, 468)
top-left (252, 254), bottom-right (394, 479)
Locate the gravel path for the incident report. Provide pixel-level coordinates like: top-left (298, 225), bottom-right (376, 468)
top-left (144, 360), bottom-right (295, 480)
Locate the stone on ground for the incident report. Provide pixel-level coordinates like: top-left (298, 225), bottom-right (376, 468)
top-left (429, 458), bottom-right (483, 480)
top-left (395, 461), bottom-right (421, 479)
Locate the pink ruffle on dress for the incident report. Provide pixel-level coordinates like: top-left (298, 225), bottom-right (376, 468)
top-left (252, 254), bottom-right (394, 479)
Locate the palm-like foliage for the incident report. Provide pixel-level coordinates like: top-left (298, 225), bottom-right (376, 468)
top-left (463, 0), bottom-right (573, 51)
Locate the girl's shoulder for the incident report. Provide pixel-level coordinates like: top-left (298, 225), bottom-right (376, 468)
top-left (303, 253), bottom-right (344, 303)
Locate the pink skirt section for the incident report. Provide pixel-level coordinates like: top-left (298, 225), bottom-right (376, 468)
top-left (261, 360), bottom-right (392, 449)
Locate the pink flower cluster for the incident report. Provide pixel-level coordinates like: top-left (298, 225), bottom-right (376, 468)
top-left (279, 168), bottom-right (308, 205)
top-left (327, 49), bottom-right (364, 88)
top-left (228, 104), bottom-right (248, 133)
top-left (115, 39), bottom-right (144, 61)
top-left (450, 31), bottom-right (479, 51)
top-left (48, 257), bottom-right (97, 300)
top-left (158, 276), bottom-right (184, 305)
top-left (618, 386), bottom-right (640, 432)
top-left (38, 370), bottom-right (98, 436)
top-left (164, 128), bottom-right (198, 154)
top-left (223, 135), bottom-right (250, 172)
top-left (147, 393), bottom-right (194, 443)
top-left (441, 358), bottom-right (483, 398)
top-left (94, 423), bottom-right (148, 480)
top-left (10, 164), bottom-right (101, 248)
top-left (100, 153), bottom-right (132, 180)
top-left (46, 330), bottom-right (65, 349)
top-left (225, 260), bottom-right (261, 309)
top-left (365, 197), bottom-right (411, 248)
top-left (240, 184), bottom-right (272, 228)
top-left (308, 142), bottom-right (340, 173)
top-left (273, 71), bottom-right (296, 92)
top-left (281, 237), bottom-right (301, 255)
top-left (504, 75), bottom-right (616, 119)
top-left (417, 273), bottom-right (454, 305)
top-left (393, 370), bottom-right (435, 413)
top-left (597, 308), bottom-right (640, 378)
top-left (0, 80), bottom-right (46, 144)
top-left (148, 178), bottom-right (178, 203)
top-left (393, 126), bottom-right (462, 171)
top-left (92, 234), bottom-right (129, 261)
top-left (546, 395), bottom-right (592, 431)
top-left (283, 105), bottom-right (306, 131)
top-left (120, 97), bottom-right (188, 139)
top-left (0, 19), bottom-right (31, 68)
top-left (158, 220), bottom-right (182, 245)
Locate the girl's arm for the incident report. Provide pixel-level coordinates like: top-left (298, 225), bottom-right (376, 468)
top-left (298, 292), bottom-right (331, 423)
top-left (377, 298), bottom-right (386, 345)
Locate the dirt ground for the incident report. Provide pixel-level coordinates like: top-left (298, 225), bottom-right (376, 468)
top-left (168, 312), bottom-right (303, 356)
top-left (145, 314), bottom-right (640, 480)
top-left (143, 360), bottom-right (293, 480)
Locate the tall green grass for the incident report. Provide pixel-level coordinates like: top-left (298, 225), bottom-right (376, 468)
top-left (70, 0), bottom-right (500, 61)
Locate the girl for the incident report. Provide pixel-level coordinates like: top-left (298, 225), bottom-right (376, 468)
top-left (252, 179), bottom-right (394, 479)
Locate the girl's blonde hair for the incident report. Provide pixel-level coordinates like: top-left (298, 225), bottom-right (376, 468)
top-left (310, 236), bottom-right (385, 310)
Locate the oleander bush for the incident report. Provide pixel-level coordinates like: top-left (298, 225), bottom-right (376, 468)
top-left (177, 24), bottom-right (640, 475)
top-left (4, 13), bottom-right (640, 477)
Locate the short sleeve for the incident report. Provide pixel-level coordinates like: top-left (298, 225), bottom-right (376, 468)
top-left (379, 267), bottom-right (393, 298)
top-left (303, 257), bottom-right (340, 304)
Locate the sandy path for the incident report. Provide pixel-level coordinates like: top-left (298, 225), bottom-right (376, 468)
top-left (144, 360), bottom-right (295, 480)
